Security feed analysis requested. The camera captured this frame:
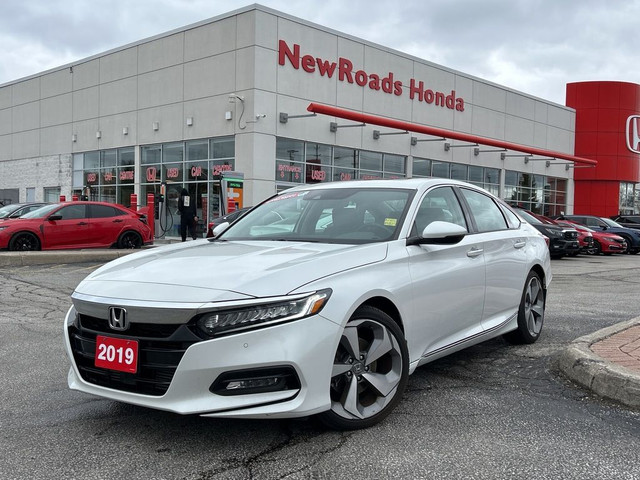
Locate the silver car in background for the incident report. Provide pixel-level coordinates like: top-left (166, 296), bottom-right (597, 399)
top-left (64, 179), bottom-right (551, 430)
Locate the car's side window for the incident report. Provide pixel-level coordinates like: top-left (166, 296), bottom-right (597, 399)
top-left (90, 205), bottom-right (118, 218)
top-left (460, 188), bottom-right (508, 232)
top-left (414, 187), bottom-right (467, 234)
top-left (57, 204), bottom-right (87, 220)
top-left (500, 204), bottom-right (521, 229)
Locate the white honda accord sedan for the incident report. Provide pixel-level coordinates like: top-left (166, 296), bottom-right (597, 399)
top-left (64, 179), bottom-right (551, 429)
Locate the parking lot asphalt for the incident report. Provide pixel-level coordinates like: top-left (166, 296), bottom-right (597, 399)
top-left (1, 246), bottom-right (639, 410)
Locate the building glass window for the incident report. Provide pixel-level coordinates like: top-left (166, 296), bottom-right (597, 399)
top-left (431, 161), bottom-right (450, 178)
top-left (43, 187), bottom-right (61, 203)
top-left (412, 158), bottom-right (431, 177)
top-left (275, 138), bottom-right (406, 188)
top-left (504, 170), bottom-right (566, 215)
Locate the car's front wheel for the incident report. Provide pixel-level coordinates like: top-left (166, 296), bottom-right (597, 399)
top-left (9, 232), bottom-right (41, 251)
top-left (318, 306), bottom-right (408, 430)
top-left (504, 270), bottom-right (545, 344)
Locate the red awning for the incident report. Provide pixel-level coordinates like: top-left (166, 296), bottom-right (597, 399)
top-left (306, 103), bottom-right (597, 166)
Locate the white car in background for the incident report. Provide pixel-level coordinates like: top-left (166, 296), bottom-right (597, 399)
top-left (64, 179), bottom-right (551, 430)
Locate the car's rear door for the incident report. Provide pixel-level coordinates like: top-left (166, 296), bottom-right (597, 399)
top-left (458, 188), bottom-right (529, 331)
top-left (87, 204), bottom-right (125, 246)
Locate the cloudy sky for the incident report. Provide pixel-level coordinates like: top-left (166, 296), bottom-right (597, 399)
top-left (0, 0), bottom-right (637, 105)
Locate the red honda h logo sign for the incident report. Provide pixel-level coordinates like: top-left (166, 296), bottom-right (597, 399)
top-left (626, 115), bottom-right (640, 154)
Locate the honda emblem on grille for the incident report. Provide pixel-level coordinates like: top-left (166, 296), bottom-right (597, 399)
top-left (108, 307), bottom-right (129, 331)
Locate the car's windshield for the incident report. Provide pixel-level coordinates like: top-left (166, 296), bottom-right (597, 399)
top-left (217, 187), bottom-right (413, 243)
top-left (20, 204), bottom-right (60, 219)
top-left (0, 204), bottom-right (18, 218)
top-left (601, 218), bottom-right (622, 228)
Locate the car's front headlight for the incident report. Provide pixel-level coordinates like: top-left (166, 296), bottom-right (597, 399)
top-left (196, 289), bottom-right (332, 337)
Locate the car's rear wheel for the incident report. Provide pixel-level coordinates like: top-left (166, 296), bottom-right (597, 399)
top-left (9, 232), bottom-right (41, 251)
top-left (318, 306), bottom-right (408, 430)
top-left (503, 271), bottom-right (545, 344)
top-left (117, 231), bottom-right (142, 249)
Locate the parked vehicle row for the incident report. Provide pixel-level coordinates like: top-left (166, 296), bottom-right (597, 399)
top-left (554, 215), bottom-right (640, 255)
top-left (0, 201), bottom-right (153, 251)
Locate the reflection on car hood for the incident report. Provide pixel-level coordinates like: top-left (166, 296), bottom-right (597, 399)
top-left (75, 240), bottom-right (388, 302)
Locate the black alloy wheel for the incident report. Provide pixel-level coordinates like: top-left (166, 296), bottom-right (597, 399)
top-left (318, 306), bottom-right (409, 430)
top-left (117, 231), bottom-right (143, 249)
top-left (9, 232), bottom-right (41, 251)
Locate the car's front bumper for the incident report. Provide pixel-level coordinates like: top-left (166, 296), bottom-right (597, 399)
top-left (64, 306), bottom-right (342, 419)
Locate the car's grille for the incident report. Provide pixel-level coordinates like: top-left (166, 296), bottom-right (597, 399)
top-left (68, 316), bottom-right (201, 396)
top-left (79, 314), bottom-right (179, 338)
top-left (564, 231), bottom-right (578, 240)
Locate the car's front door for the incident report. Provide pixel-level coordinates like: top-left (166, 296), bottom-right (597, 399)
top-left (406, 186), bottom-right (486, 358)
top-left (40, 204), bottom-right (89, 249)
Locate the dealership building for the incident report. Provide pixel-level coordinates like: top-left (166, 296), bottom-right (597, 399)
top-left (0, 4), bottom-right (638, 236)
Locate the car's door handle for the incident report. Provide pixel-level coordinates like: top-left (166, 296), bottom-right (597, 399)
top-left (514, 240), bottom-right (526, 249)
top-left (467, 247), bottom-right (483, 258)
top-left (113, 219), bottom-right (124, 223)
top-left (77, 221), bottom-right (88, 225)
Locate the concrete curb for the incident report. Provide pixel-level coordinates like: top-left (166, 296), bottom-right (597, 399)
top-left (0, 249), bottom-right (136, 267)
top-left (556, 316), bottom-right (640, 409)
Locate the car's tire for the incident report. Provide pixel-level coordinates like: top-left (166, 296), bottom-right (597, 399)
top-left (619, 235), bottom-right (633, 254)
top-left (318, 306), bottom-right (409, 430)
top-left (9, 232), bottom-right (41, 251)
top-left (592, 240), bottom-right (602, 255)
top-left (117, 231), bottom-right (143, 249)
top-left (503, 271), bottom-right (545, 345)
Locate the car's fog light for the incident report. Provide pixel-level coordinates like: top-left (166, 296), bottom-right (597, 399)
top-left (210, 366), bottom-right (301, 396)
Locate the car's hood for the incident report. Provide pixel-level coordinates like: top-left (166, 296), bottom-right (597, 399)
top-left (74, 239), bottom-right (388, 303)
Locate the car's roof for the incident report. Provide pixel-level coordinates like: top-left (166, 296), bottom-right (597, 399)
top-left (282, 178), bottom-right (479, 192)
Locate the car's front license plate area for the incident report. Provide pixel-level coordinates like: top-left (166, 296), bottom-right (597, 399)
top-left (95, 335), bottom-right (138, 374)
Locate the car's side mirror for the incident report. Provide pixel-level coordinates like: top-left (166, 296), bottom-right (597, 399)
top-left (407, 221), bottom-right (467, 246)
top-left (47, 214), bottom-right (63, 221)
top-left (211, 222), bottom-right (230, 238)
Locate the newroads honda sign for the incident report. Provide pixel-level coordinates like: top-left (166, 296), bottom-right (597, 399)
top-left (278, 40), bottom-right (466, 112)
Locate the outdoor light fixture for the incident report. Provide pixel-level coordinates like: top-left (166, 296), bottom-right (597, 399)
top-left (153, 122), bottom-right (159, 131)
top-left (411, 136), bottom-right (447, 146)
top-left (444, 142), bottom-right (478, 152)
top-left (122, 127), bottom-right (129, 135)
top-left (96, 131), bottom-right (101, 139)
top-left (330, 121), bottom-right (366, 132)
top-left (373, 130), bottom-right (408, 140)
top-left (186, 117), bottom-right (193, 126)
top-left (279, 112), bottom-right (316, 123)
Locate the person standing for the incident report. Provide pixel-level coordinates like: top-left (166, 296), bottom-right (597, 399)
top-left (178, 188), bottom-right (198, 241)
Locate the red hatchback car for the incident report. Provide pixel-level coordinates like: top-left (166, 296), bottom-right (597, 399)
top-left (0, 201), bottom-right (152, 251)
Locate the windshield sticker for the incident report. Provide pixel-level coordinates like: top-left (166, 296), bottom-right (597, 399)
top-left (266, 191), bottom-right (308, 203)
top-left (384, 218), bottom-right (397, 227)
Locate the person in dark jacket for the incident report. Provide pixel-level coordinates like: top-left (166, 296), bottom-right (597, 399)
top-left (178, 188), bottom-right (198, 241)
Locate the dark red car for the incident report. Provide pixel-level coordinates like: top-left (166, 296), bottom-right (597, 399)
top-left (557, 220), bottom-right (627, 255)
top-left (0, 201), bottom-right (152, 251)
